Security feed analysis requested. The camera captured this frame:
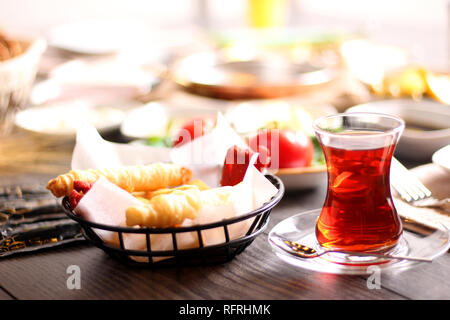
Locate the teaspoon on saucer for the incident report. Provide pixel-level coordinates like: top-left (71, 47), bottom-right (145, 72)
top-left (269, 235), bottom-right (433, 263)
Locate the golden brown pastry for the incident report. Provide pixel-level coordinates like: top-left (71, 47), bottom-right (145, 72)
top-left (138, 179), bottom-right (210, 201)
top-left (126, 185), bottom-right (235, 228)
top-left (126, 185), bottom-right (201, 228)
top-left (46, 163), bottom-right (192, 197)
top-left (141, 185), bottom-right (197, 201)
top-left (186, 179), bottom-right (210, 191)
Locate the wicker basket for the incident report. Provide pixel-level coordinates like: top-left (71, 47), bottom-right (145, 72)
top-left (0, 36), bottom-right (46, 135)
top-left (62, 174), bottom-right (284, 268)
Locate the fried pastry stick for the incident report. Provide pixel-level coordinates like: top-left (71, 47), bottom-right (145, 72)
top-left (126, 184), bottom-right (235, 228)
top-left (136, 179), bottom-right (210, 202)
top-left (47, 163), bottom-right (192, 197)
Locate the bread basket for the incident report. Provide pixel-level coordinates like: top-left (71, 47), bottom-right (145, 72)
top-left (0, 35), bottom-right (46, 135)
top-left (62, 174), bottom-right (284, 268)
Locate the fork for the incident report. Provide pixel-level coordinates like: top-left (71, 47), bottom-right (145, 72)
top-left (390, 158), bottom-right (450, 212)
top-left (390, 158), bottom-right (432, 202)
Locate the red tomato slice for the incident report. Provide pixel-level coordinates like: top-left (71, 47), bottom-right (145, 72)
top-left (220, 145), bottom-right (271, 186)
top-left (248, 129), bottom-right (313, 169)
top-left (173, 116), bottom-right (216, 147)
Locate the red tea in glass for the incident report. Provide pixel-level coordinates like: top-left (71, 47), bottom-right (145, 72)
top-left (313, 114), bottom-right (405, 252)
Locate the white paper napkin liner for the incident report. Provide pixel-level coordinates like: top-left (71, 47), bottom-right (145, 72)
top-left (71, 124), bottom-right (171, 170)
top-left (169, 113), bottom-right (248, 166)
top-left (169, 113), bottom-right (248, 186)
top-left (74, 176), bottom-right (143, 245)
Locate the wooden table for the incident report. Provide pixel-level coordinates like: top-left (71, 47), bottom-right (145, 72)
top-left (0, 131), bottom-right (449, 301)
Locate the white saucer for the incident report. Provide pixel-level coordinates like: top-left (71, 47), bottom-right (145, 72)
top-left (268, 209), bottom-right (450, 275)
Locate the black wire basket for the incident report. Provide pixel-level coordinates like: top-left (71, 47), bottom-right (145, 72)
top-left (62, 174), bottom-right (284, 267)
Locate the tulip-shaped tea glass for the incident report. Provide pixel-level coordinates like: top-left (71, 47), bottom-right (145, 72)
top-left (313, 112), bottom-right (405, 253)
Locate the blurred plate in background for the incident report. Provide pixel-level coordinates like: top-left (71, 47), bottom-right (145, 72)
top-left (272, 165), bottom-right (326, 191)
top-left (347, 99), bottom-right (450, 161)
top-left (120, 102), bottom-right (218, 140)
top-left (225, 99), bottom-right (337, 136)
top-left (15, 100), bottom-right (130, 136)
top-left (47, 20), bottom-right (145, 55)
top-left (171, 50), bottom-right (339, 100)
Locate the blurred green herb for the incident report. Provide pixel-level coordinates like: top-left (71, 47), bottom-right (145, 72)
top-left (310, 135), bottom-right (325, 166)
top-left (145, 118), bottom-right (174, 148)
top-left (165, 118), bottom-right (174, 135)
top-left (326, 127), bottom-right (344, 133)
top-left (146, 136), bottom-right (172, 148)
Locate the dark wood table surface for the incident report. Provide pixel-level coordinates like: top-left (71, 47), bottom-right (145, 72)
top-left (0, 129), bottom-right (449, 301)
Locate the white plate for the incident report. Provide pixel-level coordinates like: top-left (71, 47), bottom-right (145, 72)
top-left (271, 166), bottom-right (326, 191)
top-left (225, 100), bottom-right (334, 190)
top-left (120, 102), bottom-right (219, 139)
top-left (48, 20), bottom-right (147, 55)
top-left (15, 100), bottom-right (128, 136)
top-left (225, 100), bottom-right (337, 136)
top-left (347, 99), bottom-right (450, 161)
top-left (432, 144), bottom-right (450, 172)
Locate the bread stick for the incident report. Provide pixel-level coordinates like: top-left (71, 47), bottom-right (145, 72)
top-left (126, 185), bottom-right (201, 228)
top-left (126, 185), bottom-right (235, 228)
top-left (140, 179), bottom-right (210, 201)
top-left (47, 163), bottom-right (192, 197)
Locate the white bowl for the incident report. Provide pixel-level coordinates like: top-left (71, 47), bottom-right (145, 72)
top-left (347, 99), bottom-right (450, 161)
top-left (432, 144), bottom-right (450, 172)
